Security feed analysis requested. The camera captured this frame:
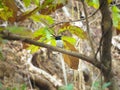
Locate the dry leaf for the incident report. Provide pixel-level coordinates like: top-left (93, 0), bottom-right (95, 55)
top-left (3, 0), bottom-right (18, 22)
top-left (63, 41), bottom-right (79, 69)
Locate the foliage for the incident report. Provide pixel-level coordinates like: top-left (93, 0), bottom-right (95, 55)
top-left (21, 84), bottom-right (27, 90)
top-left (0, 0), bottom-right (117, 70)
top-left (85, 0), bottom-right (99, 9)
top-left (0, 5), bottom-right (13, 21)
top-left (0, 47), bottom-right (3, 60)
top-left (6, 26), bottom-right (33, 36)
top-left (85, 0), bottom-right (120, 30)
top-left (0, 0), bottom-right (117, 89)
top-left (0, 82), bottom-right (27, 90)
top-left (111, 6), bottom-right (120, 30)
top-left (31, 14), bottom-right (54, 25)
top-left (58, 84), bottom-right (73, 90)
top-left (23, 0), bottom-right (31, 7)
top-left (92, 81), bottom-right (111, 90)
top-left (59, 25), bottom-right (86, 39)
top-left (0, 82), bottom-right (2, 89)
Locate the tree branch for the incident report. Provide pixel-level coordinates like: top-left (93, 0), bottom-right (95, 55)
top-left (0, 30), bottom-right (101, 69)
top-left (50, 8), bottom-right (99, 28)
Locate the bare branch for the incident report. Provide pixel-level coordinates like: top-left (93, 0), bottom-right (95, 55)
top-left (50, 8), bottom-right (99, 28)
top-left (0, 30), bottom-right (101, 69)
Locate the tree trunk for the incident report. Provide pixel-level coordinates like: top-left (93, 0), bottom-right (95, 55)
top-left (99, 0), bottom-right (118, 90)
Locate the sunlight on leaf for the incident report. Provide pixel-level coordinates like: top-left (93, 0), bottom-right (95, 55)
top-left (0, 8), bottom-right (3, 11)
top-left (33, 27), bottom-right (53, 41)
top-left (62, 36), bottom-right (76, 45)
top-left (112, 6), bottom-right (120, 12)
top-left (27, 45), bottom-right (40, 53)
top-left (85, 0), bottom-right (99, 9)
top-left (49, 38), bottom-right (56, 46)
top-left (111, 6), bottom-right (120, 28)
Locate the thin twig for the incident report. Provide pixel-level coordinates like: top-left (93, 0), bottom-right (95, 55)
top-left (50, 8), bottom-right (99, 28)
top-left (81, 0), bottom-right (95, 56)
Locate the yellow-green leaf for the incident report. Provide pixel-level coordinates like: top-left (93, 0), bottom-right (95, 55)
top-left (59, 25), bottom-right (86, 39)
top-left (111, 6), bottom-right (120, 28)
top-left (23, 0), bottom-right (31, 7)
top-left (85, 0), bottom-right (99, 9)
top-left (62, 36), bottom-right (76, 45)
top-left (27, 45), bottom-right (40, 53)
top-left (0, 6), bottom-right (13, 21)
top-left (30, 14), bottom-right (54, 25)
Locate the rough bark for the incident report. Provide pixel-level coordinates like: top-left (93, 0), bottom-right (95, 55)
top-left (99, 0), bottom-right (118, 90)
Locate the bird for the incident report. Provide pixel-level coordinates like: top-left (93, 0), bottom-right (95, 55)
top-left (55, 36), bottom-right (63, 48)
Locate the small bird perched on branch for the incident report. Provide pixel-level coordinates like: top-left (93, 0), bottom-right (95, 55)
top-left (55, 36), bottom-right (63, 48)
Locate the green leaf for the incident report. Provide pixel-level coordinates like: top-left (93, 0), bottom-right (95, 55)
top-left (33, 28), bottom-right (46, 38)
top-left (6, 26), bottom-right (32, 36)
top-left (0, 6), bottom-right (13, 20)
top-left (112, 6), bottom-right (120, 13)
top-left (58, 84), bottom-right (73, 90)
top-left (45, 28), bottom-right (52, 39)
top-left (31, 14), bottom-right (54, 25)
top-left (23, 0), bottom-right (31, 7)
top-left (6, 88), bottom-right (11, 90)
top-left (0, 82), bottom-right (3, 88)
top-left (21, 84), bottom-right (27, 90)
top-left (27, 45), bottom-right (40, 53)
top-left (102, 82), bottom-right (111, 89)
top-left (12, 87), bottom-right (18, 90)
top-left (50, 38), bottom-right (56, 46)
top-left (33, 27), bottom-right (53, 41)
top-left (66, 84), bottom-right (73, 90)
top-left (85, 0), bottom-right (99, 9)
top-left (45, 37), bottom-right (56, 46)
top-left (111, 6), bottom-right (120, 27)
top-left (59, 25), bottom-right (86, 39)
top-left (93, 81), bottom-right (100, 88)
top-left (62, 36), bottom-right (76, 45)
